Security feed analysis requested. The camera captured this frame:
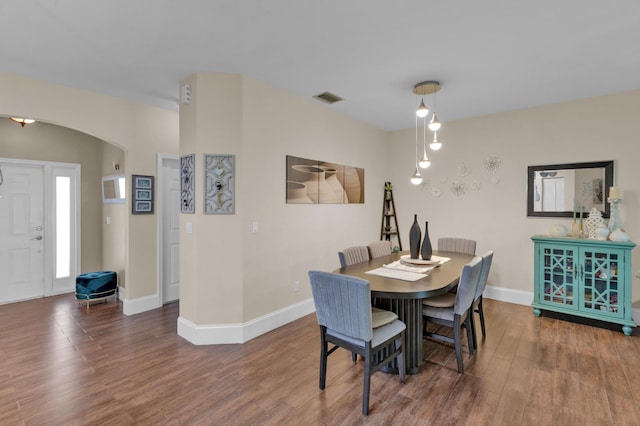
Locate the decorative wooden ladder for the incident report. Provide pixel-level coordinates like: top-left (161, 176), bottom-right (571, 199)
top-left (380, 181), bottom-right (402, 250)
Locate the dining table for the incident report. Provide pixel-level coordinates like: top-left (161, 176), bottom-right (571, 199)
top-left (334, 250), bottom-right (474, 374)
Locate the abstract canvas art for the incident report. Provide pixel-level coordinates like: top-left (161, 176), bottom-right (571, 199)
top-left (286, 155), bottom-right (364, 204)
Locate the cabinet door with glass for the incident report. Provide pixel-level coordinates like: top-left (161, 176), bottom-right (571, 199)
top-left (580, 248), bottom-right (624, 320)
top-left (538, 243), bottom-right (577, 309)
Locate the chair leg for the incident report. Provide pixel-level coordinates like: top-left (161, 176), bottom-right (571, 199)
top-left (465, 316), bottom-right (475, 355)
top-left (362, 344), bottom-right (372, 415)
top-left (453, 317), bottom-right (464, 373)
top-left (470, 313), bottom-right (478, 351)
top-left (477, 296), bottom-right (486, 338)
top-left (319, 327), bottom-right (328, 390)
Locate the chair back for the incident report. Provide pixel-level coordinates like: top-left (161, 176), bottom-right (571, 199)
top-left (474, 250), bottom-right (494, 300)
top-left (308, 271), bottom-right (373, 342)
top-left (338, 245), bottom-right (370, 267)
top-left (367, 241), bottom-right (392, 259)
top-left (453, 256), bottom-right (483, 316)
top-left (437, 238), bottom-right (477, 255)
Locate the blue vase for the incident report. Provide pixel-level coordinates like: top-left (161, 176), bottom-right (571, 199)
top-left (421, 221), bottom-right (432, 260)
top-left (409, 214), bottom-right (421, 259)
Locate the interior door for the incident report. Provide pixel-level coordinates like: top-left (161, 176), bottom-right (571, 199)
top-left (161, 156), bottom-right (180, 303)
top-left (0, 163), bottom-right (45, 303)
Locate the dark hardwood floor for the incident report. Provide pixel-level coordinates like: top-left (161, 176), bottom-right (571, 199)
top-left (1, 295), bottom-right (640, 425)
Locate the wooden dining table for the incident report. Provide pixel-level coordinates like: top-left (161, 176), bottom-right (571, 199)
top-left (334, 250), bottom-right (474, 374)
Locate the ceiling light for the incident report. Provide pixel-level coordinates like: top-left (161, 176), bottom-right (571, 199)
top-left (418, 116), bottom-right (430, 169)
top-left (410, 114), bottom-right (423, 185)
top-left (428, 112), bottom-right (441, 131)
top-left (410, 167), bottom-right (423, 185)
top-left (416, 98), bottom-right (429, 118)
top-left (10, 117), bottom-right (35, 127)
top-left (430, 131), bottom-right (443, 151)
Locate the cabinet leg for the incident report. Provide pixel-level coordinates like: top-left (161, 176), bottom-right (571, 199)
top-left (533, 308), bottom-right (541, 317)
top-left (622, 325), bottom-right (633, 336)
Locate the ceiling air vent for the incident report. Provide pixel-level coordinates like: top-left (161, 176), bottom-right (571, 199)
top-left (313, 91), bottom-right (343, 104)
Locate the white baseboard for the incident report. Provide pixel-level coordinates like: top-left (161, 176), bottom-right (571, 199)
top-left (122, 293), bottom-right (161, 316)
top-left (484, 285), bottom-right (533, 306)
top-left (177, 297), bottom-right (316, 345)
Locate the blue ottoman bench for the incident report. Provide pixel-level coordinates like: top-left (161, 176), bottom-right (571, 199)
top-left (75, 271), bottom-right (118, 310)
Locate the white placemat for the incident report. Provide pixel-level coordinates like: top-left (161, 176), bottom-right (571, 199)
top-left (365, 267), bottom-right (425, 282)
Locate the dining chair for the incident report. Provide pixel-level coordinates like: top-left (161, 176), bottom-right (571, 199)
top-left (422, 256), bottom-right (482, 373)
top-left (308, 270), bottom-right (406, 415)
top-left (338, 245), bottom-right (370, 267)
top-left (422, 238), bottom-right (477, 309)
top-left (470, 250), bottom-right (494, 349)
top-left (437, 237), bottom-right (477, 255)
top-left (367, 240), bottom-right (392, 259)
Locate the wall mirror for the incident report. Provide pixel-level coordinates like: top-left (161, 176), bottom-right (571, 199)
top-left (102, 175), bottom-right (126, 204)
top-left (527, 161), bottom-right (614, 218)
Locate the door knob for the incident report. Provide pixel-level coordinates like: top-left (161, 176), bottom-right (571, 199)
top-left (32, 235), bottom-right (43, 240)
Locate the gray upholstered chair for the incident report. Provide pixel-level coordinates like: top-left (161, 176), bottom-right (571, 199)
top-left (422, 256), bottom-right (482, 373)
top-left (338, 245), bottom-right (370, 267)
top-left (422, 238), bottom-right (478, 309)
top-left (437, 237), bottom-right (477, 255)
top-left (309, 271), bottom-right (406, 415)
top-left (470, 250), bottom-right (494, 349)
top-left (367, 240), bottom-right (392, 259)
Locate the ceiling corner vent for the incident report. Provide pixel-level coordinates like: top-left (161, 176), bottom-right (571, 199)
top-left (313, 91), bottom-right (343, 104)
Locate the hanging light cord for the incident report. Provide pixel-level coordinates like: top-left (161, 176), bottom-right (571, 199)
top-left (415, 111), bottom-right (419, 167)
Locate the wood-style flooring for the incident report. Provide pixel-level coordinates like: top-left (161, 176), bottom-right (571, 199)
top-left (1, 295), bottom-right (640, 425)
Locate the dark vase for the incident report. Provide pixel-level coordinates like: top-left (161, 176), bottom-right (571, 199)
top-left (421, 221), bottom-right (432, 260)
top-left (409, 214), bottom-right (421, 259)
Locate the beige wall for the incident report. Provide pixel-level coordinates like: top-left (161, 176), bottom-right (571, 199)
top-left (0, 118), bottom-right (104, 273)
top-left (178, 73), bottom-right (389, 325)
top-left (0, 71), bottom-right (179, 303)
top-left (387, 89), bottom-right (640, 304)
top-left (100, 142), bottom-right (126, 282)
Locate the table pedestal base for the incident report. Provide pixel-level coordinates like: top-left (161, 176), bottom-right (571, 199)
top-left (373, 297), bottom-right (423, 375)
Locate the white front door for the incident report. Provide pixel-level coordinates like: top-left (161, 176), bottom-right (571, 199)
top-left (160, 155), bottom-right (180, 303)
top-left (0, 163), bottom-right (45, 302)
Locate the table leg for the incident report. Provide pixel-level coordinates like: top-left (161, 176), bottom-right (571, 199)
top-left (373, 297), bottom-right (423, 375)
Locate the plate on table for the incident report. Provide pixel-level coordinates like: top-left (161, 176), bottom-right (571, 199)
top-left (400, 254), bottom-right (441, 266)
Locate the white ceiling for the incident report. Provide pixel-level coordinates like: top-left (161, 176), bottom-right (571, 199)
top-left (2, 1), bottom-right (640, 131)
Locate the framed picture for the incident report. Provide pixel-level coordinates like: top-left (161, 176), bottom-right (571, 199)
top-left (204, 154), bottom-right (235, 214)
top-left (180, 154), bottom-right (195, 214)
top-left (132, 175), bottom-right (154, 214)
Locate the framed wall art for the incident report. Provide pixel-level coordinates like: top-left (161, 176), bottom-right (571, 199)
top-left (286, 155), bottom-right (364, 204)
top-left (180, 153), bottom-right (195, 214)
top-left (132, 174), bottom-right (154, 214)
top-left (204, 154), bottom-right (235, 214)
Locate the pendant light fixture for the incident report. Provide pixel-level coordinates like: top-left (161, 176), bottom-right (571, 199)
top-left (418, 115), bottom-right (430, 169)
top-left (410, 114), bottom-right (423, 185)
top-left (411, 81), bottom-right (442, 184)
top-left (430, 131), bottom-right (443, 151)
top-left (428, 86), bottom-right (441, 131)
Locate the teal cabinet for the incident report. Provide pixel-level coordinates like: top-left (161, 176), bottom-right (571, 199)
top-left (532, 235), bottom-right (636, 335)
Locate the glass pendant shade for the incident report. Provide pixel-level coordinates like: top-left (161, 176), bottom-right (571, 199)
top-left (416, 99), bottom-right (429, 118)
top-left (430, 132), bottom-right (443, 151)
top-left (428, 112), bottom-right (441, 131)
top-left (418, 148), bottom-right (430, 168)
top-left (410, 167), bottom-right (423, 185)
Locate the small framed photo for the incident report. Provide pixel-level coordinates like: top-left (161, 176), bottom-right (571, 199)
top-left (132, 175), bottom-right (154, 214)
